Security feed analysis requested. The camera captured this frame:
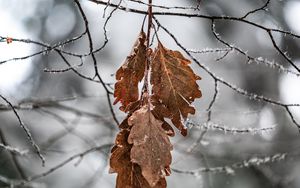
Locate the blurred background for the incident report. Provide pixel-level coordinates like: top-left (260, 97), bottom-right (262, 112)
top-left (0, 0), bottom-right (300, 187)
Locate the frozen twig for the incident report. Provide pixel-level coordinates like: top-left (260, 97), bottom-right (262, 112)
top-left (0, 95), bottom-right (45, 166)
top-left (173, 153), bottom-right (287, 175)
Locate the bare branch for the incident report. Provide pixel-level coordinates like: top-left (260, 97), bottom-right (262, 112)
top-left (74, 0), bottom-right (120, 125)
top-left (11, 143), bottom-right (112, 187)
top-left (240, 0), bottom-right (270, 19)
top-left (186, 121), bottom-right (276, 134)
top-left (173, 153), bottom-right (287, 175)
top-left (0, 95), bottom-right (45, 166)
top-left (0, 143), bottom-right (28, 156)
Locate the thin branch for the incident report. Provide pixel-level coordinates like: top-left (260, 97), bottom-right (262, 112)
top-left (267, 30), bottom-right (300, 72)
top-left (43, 57), bottom-right (84, 73)
top-left (12, 143), bottom-right (112, 187)
top-left (240, 0), bottom-right (270, 19)
top-left (173, 153), bottom-right (287, 175)
top-left (74, 0), bottom-right (119, 125)
top-left (0, 129), bottom-right (28, 180)
top-left (188, 48), bottom-right (232, 54)
top-left (128, 0), bottom-right (201, 11)
top-left (88, 0), bottom-right (300, 39)
top-left (186, 130), bottom-right (213, 188)
top-left (0, 143), bottom-right (28, 156)
top-left (285, 106), bottom-right (300, 131)
top-left (0, 95), bottom-right (45, 166)
top-left (210, 21), bottom-right (300, 77)
top-left (187, 121), bottom-right (276, 134)
top-left (206, 79), bottom-right (218, 122)
top-left (207, 79), bottom-right (218, 112)
top-left (0, 32), bottom-right (87, 64)
top-left (0, 96), bottom-right (115, 124)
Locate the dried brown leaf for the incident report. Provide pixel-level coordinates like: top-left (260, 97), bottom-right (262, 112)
top-left (151, 42), bottom-right (202, 136)
top-left (128, 105), bottom-right (173, 187)
top-left (132, 164), bottom-right (167, 188)
top-left (110, 129), bottom-right (132, 187)
top-left (151, 97), bottom-right (175, 137)
top-left (110, 125), bottom-right (167, 188)
top-left (111, 32), bottom-right (202, 188)
top-left (114, 31), bottom-right (147, 111)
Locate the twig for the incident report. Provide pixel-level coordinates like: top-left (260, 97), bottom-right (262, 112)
top-left (0, 143), bottom-right (28, 156)
top-left (172, 153), bottom-right (287, 175)
top-left (0, 95), bottom-right (45, 166)
top-left (0, 129), bottom-right (28, 180)
top-left (11, 143), bottom-right (112, 187)
top-left (74, 0), bottom-right (119, 125)
top-left (240, 0), bottom-right (270, 19)
top-left (210, 21), bottom-right (300, 77)
top-left (186, 121), bottom-right (276, 134)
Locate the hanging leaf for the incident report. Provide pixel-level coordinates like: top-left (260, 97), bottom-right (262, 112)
top-left (151, 42), bottom-right (202, 136)
top-left (109, 129), bottom-right (133, 187)
top-left (132, 164), bottom-right (167, 188)
top-left (151, 96), bottom-right (175, 137)
top-left (114, 31), bottom-right (147, 111)
top-left (110, 123), bottom-right (167, 188)
top-left (111, 26), bottom-right (203, 187)
top-left (128, 105), bottom-right (173, 187)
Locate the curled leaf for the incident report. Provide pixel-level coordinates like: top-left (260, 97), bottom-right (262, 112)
top-left (114, 31), bottom-right (147, 111)
top-left (151, 42), bottom-right (202, 136)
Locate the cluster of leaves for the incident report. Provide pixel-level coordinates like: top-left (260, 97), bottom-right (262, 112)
top-left (109, 30), bottom-right (202, 188)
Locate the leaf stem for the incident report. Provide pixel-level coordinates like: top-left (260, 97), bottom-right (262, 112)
top-left (146, 0), bottom-right (153, 47)
top-left (141, 0), bottom-right (153, 107)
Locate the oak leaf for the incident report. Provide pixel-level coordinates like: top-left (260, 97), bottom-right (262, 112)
top-left (110, 124), bottom-right (167, 188)
top-left (114, 31), bottom-right (147, 111)
top-left (128, 105), bottom-right (173, 187)
top-left (111, 30), bottom-right (203, 188)
top-left (151, 42), bottom-right (202, 136)
top-left (110, 129), bottom-right (132, 187)
top-left (151, 96), bottom-right (175, 137)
